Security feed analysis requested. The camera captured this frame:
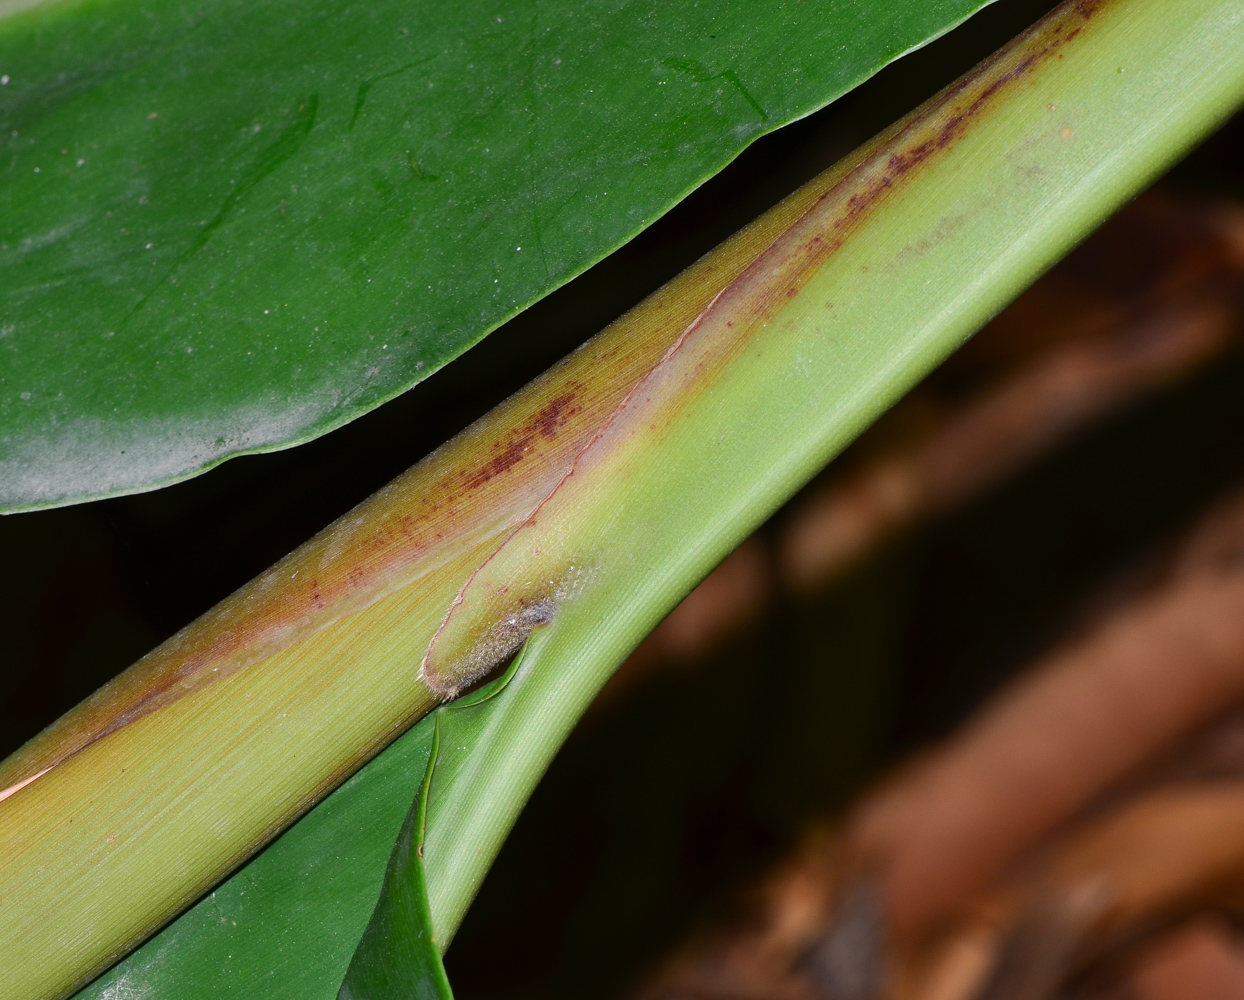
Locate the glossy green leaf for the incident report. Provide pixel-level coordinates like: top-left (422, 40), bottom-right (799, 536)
top-left (0, 0), bottom-right (993, 512)
top-left (337, 712), bottom-right (452, 1000)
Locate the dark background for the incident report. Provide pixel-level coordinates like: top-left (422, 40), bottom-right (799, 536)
top-left (4, 0), bottom-right (1244, 996)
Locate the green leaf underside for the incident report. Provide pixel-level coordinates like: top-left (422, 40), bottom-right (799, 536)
top-left (75, 651), bottom-right (531, 1000)
top-left (0, 0), bottom-right (992, 512)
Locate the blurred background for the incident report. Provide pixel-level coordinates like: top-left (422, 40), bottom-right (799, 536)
top-left (5, 1), bottom-right (1244, 997)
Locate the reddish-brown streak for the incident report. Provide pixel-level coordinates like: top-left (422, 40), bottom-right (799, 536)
top-left (798, 1), bottom-right (1099, 262)
top-left (460, 389), bottom-right (582, 490)
top-left (462, 440), bottom-right (531, 491)
top-left (531, 391), bottom-right (583, 439)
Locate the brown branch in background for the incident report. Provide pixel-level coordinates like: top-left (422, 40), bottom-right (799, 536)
top-left (1095, 919), bottom-right (1244, 1000)
top-left (604, 191), bottom-right (1244, 708)
top-left (842, 572), bottom-right (1244, 947)
top-left (632, 435), bottom-right (1244, 996)
top-left (905, 779), bottom-right (1244, 1000)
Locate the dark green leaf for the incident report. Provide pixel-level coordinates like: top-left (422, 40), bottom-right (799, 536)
top-left (337, 721), bottom-right (451, 1000)
top-left (0, 0), bottom-right (991, 511)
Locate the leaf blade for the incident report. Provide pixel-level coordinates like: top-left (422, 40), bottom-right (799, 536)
top-left (0, 0), bottom-right (994, 511)
top-left (337, 719), bottom-right (451, 1000)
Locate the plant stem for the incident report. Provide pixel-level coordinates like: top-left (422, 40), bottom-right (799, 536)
top-left (2, 0), bottom-right (1242, 997)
